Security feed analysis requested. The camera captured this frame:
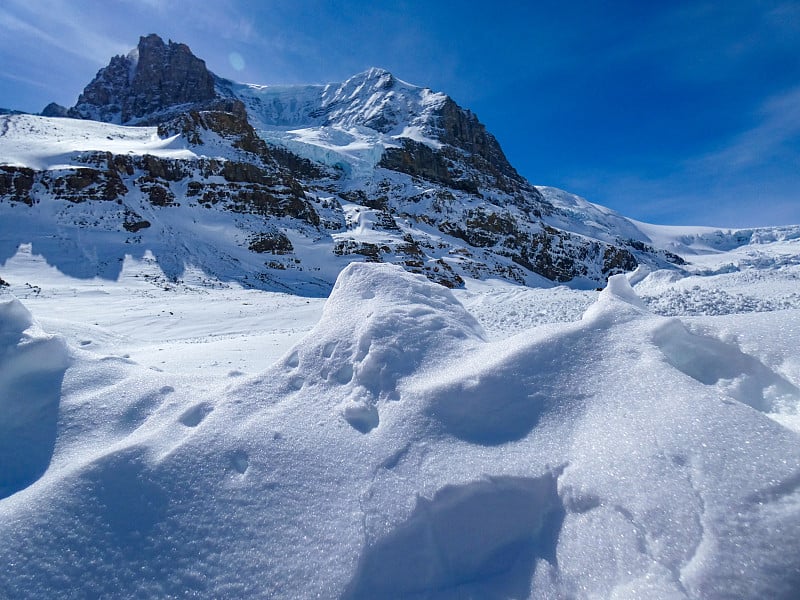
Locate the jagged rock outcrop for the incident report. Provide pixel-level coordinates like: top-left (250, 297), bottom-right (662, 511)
top-left (433, 97), bottom-right (522, 182)
top-left (69, 34), bottom-right (216, 124)
top-left (0, 166), bottom-right (35, 205)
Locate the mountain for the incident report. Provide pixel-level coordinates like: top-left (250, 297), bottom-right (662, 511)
top-left (2, 34), bottom-right (687, 292)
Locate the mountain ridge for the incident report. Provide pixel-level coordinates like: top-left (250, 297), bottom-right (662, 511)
top-left (1, 34), bottom-right (692, 290)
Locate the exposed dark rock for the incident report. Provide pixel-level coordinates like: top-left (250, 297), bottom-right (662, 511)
top-left (41, 103), bottom-right (68, 117)
top-left (269, 146), bottom-right (331, 180)
top-left (372, 210), bottom-right (400, 231)
top-left (249, 231), bottom-right (294, 254)
top-left (123, 220), bottom-right (151, 233)
top-left (603, 245), bottom-right (638, 274)
top-left (373, 94), bottom-right (538, 197)
top-left (433, 97), bottom-right (522, 184)
top-left (516, 227), bottom-right (639, 282)
top-left (158, 99), bottom-right (270, 156)
top-left (333, 240), bottom-right (386, 262)
top-left (141, 155), bottom-right (187, 181)
top-left (379, 139), bottom-right (479, 194)
top-left (222, 161), bottom-right (273, 185)
top-left (65, 168), bottom-right (104, 192)
top-left (440, 208), bottom-right (521, 248)
top-left (70, 34), bottom-right (216, 124)
top-left (46, 168), bottom-right (125, 203)
top-left (142, 183), bottom-right (174, 206)
top-left (0, 166), bottom-right (35, 205)
top-left (220, 186), bottom-right (320, 226)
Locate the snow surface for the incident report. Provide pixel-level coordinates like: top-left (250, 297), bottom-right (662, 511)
top-left (0, 114), bottom-right (199, 170)
top-left (1, 229), bottom-right (799, 598)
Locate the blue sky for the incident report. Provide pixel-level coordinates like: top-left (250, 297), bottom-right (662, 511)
top-left (1, 0), bottom-right (798, 227)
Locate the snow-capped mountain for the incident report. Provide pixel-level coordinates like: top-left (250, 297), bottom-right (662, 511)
top-left (1, 34), bottom-right (687, 292)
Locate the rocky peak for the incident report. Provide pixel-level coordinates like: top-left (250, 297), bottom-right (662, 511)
top-left (332, 67), bottom-right (397, 96)
top-left (40, 103), bottom-right (68, 118)
top-left (69, 34), bottom-right (217, 124)
top-left (432, 97), bottom-right (520, 181)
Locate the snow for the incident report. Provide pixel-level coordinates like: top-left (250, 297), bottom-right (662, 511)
top-left (537, 186), bottom-right (650, 244)
top-left (260, 125), bottom-right (394, 178)
top-left (1, 230), bottom-right (799, 597)
top-left (0, 114), bottom-right (199, 170)
top-left (229, 68), bottom-right (448, 180)
top-left (0, 292), bottom-right (69, 499)
top-left (393, 125), bottom-right (443, 150)
top-left (629, 218), bottom-right (800, 260)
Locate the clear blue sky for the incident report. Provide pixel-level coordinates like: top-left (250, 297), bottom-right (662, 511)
top-left (1, 0), bottom-right (798, 227)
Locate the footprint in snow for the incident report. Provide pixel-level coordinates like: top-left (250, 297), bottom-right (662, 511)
top-left (179, 403), bottom-right (213, 427)
top-left (229, 450), bottom-right (249, 474)
top-left (285, 351), bottom-right (299, 369)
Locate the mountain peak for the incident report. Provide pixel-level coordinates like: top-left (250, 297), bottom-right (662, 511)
top-left (69, 34), bottom-right (216, 124)
top-left (348, 67), bottom-right (397, 87)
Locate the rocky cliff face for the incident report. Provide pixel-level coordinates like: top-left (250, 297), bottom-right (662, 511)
top-left (3, 35), bottom-right (684, 290)
top-left (69, 34), bottom-right (216, 124)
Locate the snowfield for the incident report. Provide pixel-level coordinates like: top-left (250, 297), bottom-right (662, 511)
top-left (1, 229), bottom-right (799, 598)
top-left (0, 114), bottom-right (200, 170)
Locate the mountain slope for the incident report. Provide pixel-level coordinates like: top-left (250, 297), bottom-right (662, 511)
top-left (0, 33), bottom-right (687, 291)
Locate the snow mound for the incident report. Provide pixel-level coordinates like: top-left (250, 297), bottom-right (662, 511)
top-left (581, 273), bottom-right (648, 323)
top-left (0, 294), bottom-right (69, 499)
top-left (276, 262), bottom-right (485, 432)
top-left (1, 264), bottom-right (799, 598)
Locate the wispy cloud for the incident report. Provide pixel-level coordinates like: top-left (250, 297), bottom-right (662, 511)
top-left (0, 1), bottom-right (129, 64)
top-left (694, 86), bottom-right (800, 169)
top-left (0, 69), bottom-right (58, 91)
top-left (556, 83), bottom-right (800, 228)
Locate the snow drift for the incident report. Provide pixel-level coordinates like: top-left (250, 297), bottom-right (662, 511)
top-left (0, 264), bottom-right (799, 598)
top-left (0, 293), bottom-right (69, 499)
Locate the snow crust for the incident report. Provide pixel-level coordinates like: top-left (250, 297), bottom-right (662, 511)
top-left (1, 248), bottom-right (799, 598)
top-left (0, 293), bottom-right (69, 499)
top-left (2, 58), bottom-right (799, 598)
